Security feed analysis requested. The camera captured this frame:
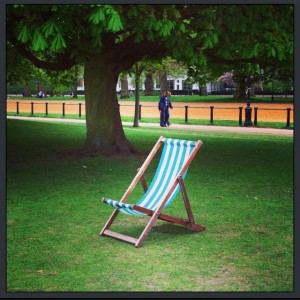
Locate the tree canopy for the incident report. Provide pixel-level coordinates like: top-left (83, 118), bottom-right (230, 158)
top-left (7, 5), bottom-right (293, 69)
top-left (6, 4), bottom-right (294, 155)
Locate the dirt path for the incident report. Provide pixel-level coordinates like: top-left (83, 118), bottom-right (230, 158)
top-left (7, 99), bottom-right (294, 123)
top-left (7, 116), bottom-right (293, 136)
top-left (121, 101), bottom-right (294, 122)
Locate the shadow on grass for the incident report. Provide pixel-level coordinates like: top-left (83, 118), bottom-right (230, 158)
top-left (107, 217), bottom-right (203, 247)
top-left (151, 222), bottom-right (203, 236)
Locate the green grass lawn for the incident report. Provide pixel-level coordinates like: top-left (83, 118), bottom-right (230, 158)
top-left (6, 119), bottom-right (294, 292)
top-left (8, 94), bottom-right (294, 103)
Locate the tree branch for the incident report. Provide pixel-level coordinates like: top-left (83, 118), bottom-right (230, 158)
top-left (107, 34), bottom-right (167, 74)
top-left (7, 30), bottom-right (76, 71)
top-left (15, 46), bottom-right (77, 71)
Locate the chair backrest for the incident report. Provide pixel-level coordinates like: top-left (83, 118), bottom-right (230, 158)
top-left (136, 138), bottom-right (197, 211)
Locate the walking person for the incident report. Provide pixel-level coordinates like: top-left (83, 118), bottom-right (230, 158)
top-left (158, 90), bottom-right (173, 127)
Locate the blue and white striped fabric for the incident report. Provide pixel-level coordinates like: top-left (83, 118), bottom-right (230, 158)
top-left (103, 138), bottom-right (196, 216)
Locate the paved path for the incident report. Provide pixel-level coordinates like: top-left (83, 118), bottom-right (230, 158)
top-left (7, 116), bottom-right (293, 136)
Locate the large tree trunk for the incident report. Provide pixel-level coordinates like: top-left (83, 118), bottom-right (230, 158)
top-left (133, 76), bottom-right (140, 127)
top-left (120, 73), bottom-right (130, 99)
top-left (133, 64), bottom-right (141, 127)
top-left (72, 65), bottom-right (78, 99)
top-left (144, 72), bottom-right (154, 96)
top-left (159, 70), bottom-right (168, 95)
top-left (199, 84), bottom-right (207, 95)
top-left (84, 55), bottom-right (136, 155)
top-left (24, 84), bottom-right (31, 97)
top-left (233, 76), bottom-right (247, 100)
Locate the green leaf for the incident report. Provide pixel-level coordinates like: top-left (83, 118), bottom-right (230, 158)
top-left (42, 21), bottom-right (55, 38)
top-left (278, 50), bottom-right (285, 61)
top-left (51, 33), bottom-right (66, 51)
top-left (127, 7), bottom-right (138, 17)
top-left (51, 35), bottom-right (59, 50)
top-left (204, 36), bottom-right (213, 49)
top-left (179, 23), bottom-right (186, 32)
top-left (222, 49), bottom-right (231, 59)
top-left (211, 33), bottom-right (218, 44)
top-left (198, 55), bottom-right (207, 66)
top-left (239, 23), bottom-right (246, 33)
top-left (154, 21), bottom-right (162, 31)
top-left (147, 30), bottom-right (154, 42)
top-left (200, 32), bottom-right (207, 39)
top-left (32, 30), bottom-right (48, 51)
top-left (88, 9), bottom-right (105, 25)
top-left (17, 25), bottom-right (30, 43)
top-left (271, 47), bottom-right (276, 57)
top-left (93, 37), bottom-right (103, 48)
top-left (147, 19), bottom-right (154, 31)
top-left (253, 44), bottom-right (259, 57)
top-left (288, 42), bottom-right (293, 54)
top-left (159, 23), bottom-right (172, 37)
top-left (134, 31), bottom-right (143, 43)
top-left (107, 12), bottom-right (123, 32)
top-left (51, 5), bottom-right (59, 12)
top-left (242, 47), bottom-right (250, 58)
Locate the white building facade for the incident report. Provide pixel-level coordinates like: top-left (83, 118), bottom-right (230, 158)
top-left (79, 75), bottom-right (214, 94)
top-left (116, 75), bottom-right (213, 94)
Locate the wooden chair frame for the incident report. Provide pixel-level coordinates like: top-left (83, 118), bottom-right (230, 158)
top-left (99, 136), bottom-right (205, 248)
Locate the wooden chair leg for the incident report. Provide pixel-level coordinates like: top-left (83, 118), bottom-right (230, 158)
top-left (178, 176), bottom-right (196, 228)
top-left (135, 210), bottom-right (160, 248)
top-left (140, 173), bottom-right (148, 192)
top-left (99, 208), bottom-right (119, 236)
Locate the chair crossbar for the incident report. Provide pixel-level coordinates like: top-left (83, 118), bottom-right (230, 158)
top-left (132, 205), bottom-right (205, 231)
top-left (102, 230), bottom-right (138, 245)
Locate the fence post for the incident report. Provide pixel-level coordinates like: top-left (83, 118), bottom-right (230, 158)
top-left (210, 106), bottom-right (214, 124)
top-left (254, 107), bottom-right (258, 126)
top-left (62, 102), bottom-right (65, 117)
top-left (239, 107), bottom-right (242, 126)
top-left (45, 102), bottom-right (48, 116)
top-left (31, 102), bottom-right (34, 115)
top-left (286, 108), bottom-right (291, 128)
top-left (139, 104), bottom-right (142, 120)
top-left (79, 103), bottom-right (82, 117)
top-left (185, 105), bottom-right (188, 123)
top-left (16, 101), bottom-right (19, 115)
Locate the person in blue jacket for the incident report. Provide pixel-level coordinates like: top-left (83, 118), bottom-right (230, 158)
top-left (158, 90), bottom-right (173, 127)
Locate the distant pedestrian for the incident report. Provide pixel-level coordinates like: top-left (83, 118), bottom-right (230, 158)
top-left (21, 88), bottom-right (25, 97)
top-left (158, 90), bottom-right (173, 127)
top-left (38, 91), bottom-right (45, 99)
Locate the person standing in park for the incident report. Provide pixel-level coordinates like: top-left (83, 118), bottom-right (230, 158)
top-left (158, 90), bottom-right (173, 127)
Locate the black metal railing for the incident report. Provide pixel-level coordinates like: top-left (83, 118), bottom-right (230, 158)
top-left (10, 101), bottom-right (294, 128)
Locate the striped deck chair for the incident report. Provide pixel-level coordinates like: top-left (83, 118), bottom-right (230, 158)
top-left (100, 136), bottom-right (205, 248)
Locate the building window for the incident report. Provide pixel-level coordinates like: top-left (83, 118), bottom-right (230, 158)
top-left (168, 80), bottom-right (174, 90)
